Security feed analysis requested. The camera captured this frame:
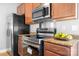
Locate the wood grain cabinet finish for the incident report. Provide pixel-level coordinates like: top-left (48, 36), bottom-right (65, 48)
top-left (17, 4), bottom-right (25, 15)
top-left (24, 3), bottom-right (33, 24)
top-left (44, 50), bottom-right (60, 56)
top-left (24, 3), bottom-right (41, 24)
top-left (32, 3), bottom-right (41, 10)
top-left (17, 3), bottom-right (76, 24)
top-left (18, 36), bottom-right (27, 56)
top-left (51, 3), bottom-right (75, 20)
top-left (44, 42), bottom-right (71, 56)
top-left (18, 36), bottom-right (23, 56)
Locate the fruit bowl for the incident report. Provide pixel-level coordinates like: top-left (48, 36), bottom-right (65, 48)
top-left (54, 32), bottom-right (73, 41)
top-left (54, 37), bottom-right (70, 41)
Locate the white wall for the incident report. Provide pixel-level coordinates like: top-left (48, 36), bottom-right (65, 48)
top-left (0, 3), bottom-right (20, 50)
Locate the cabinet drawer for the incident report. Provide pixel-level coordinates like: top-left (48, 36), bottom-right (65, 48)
top-left (44, 50), bottom-right (60, 56)
top-left (44, 42), bottom-right (71, 56)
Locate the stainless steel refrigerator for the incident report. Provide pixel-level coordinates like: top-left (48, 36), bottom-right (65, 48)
top-left (7, 14), bottom-right (30, 56)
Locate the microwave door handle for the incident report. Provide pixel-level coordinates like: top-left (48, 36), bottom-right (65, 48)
top-left (46, 7), bottom-right (49, 15)
top-left (42, 7), bottom-right (46, 17)
top-left (43, 7), bottom-right (49, 17)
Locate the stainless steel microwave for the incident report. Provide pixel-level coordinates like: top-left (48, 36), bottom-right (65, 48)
top-left (32, 3), bottom-right (51, 21)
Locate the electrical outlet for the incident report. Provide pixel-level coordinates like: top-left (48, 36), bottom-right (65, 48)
top-left (72, 25), bottom-right (78, 31)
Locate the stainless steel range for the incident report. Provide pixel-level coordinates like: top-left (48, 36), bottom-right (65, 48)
top-left (36, 28), bottom-right (56, 55)
top-left (23, 28), bottom-right (56, 56)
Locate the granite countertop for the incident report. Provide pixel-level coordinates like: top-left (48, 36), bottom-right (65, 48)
top-left (19, 33), bottom-right (79, 47)
top-left (44, 37), bottom-right (79, 47)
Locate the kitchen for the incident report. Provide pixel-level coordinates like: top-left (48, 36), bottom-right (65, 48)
top-left (0, 3), bottom-right (79, 56)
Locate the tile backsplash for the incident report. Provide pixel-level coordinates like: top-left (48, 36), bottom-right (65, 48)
top-left (30, 20), bottom-right (55, 32)
top-left (30, 19), bottom-right (79, 35)
top-left (56, 19), bottom-right (79, 35)
top-left (30, 24), bottom-right (39, 32)
top-left (41, 21), bottom-right (55, 28)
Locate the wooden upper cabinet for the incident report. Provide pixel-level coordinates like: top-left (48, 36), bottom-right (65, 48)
top-left (32, 3), bottom-right (41, 10)
top-left (17, 4), bottom-right (25, 15)
top-left (24, 3), bottom-right (41, 24)
top-left (24, 3), bottom-right (32, 24)
top-left (51, 3), bottom-right (75, 20)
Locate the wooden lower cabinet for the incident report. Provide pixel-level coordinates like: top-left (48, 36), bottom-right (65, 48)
top-left (18, 36), bottom-right (27, 56)
top-left (44, 42), bottom-right (71, 56)
top-left (44, 50), bottom-right (60, 56)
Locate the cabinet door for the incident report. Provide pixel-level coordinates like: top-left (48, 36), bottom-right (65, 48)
top-left (32, 3), bottom-right (41, 10)
top-left (18, 36), bottom-right (23, 56)
top-left (25, 3), bottom-right (32, 24)
top-left (44, 42), bottom-right (71, 56)
top-left (51, 3), bottom-right (75, 20)
top-left (17, 4), bottom-right (25, 15)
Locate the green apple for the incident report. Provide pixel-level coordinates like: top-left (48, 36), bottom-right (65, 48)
top-left (61, 34), bottom-right (66, 38)
top-left (66, 35), bottom-right (73, 39)
top-left (55, 34), bottom-right (59, 38)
